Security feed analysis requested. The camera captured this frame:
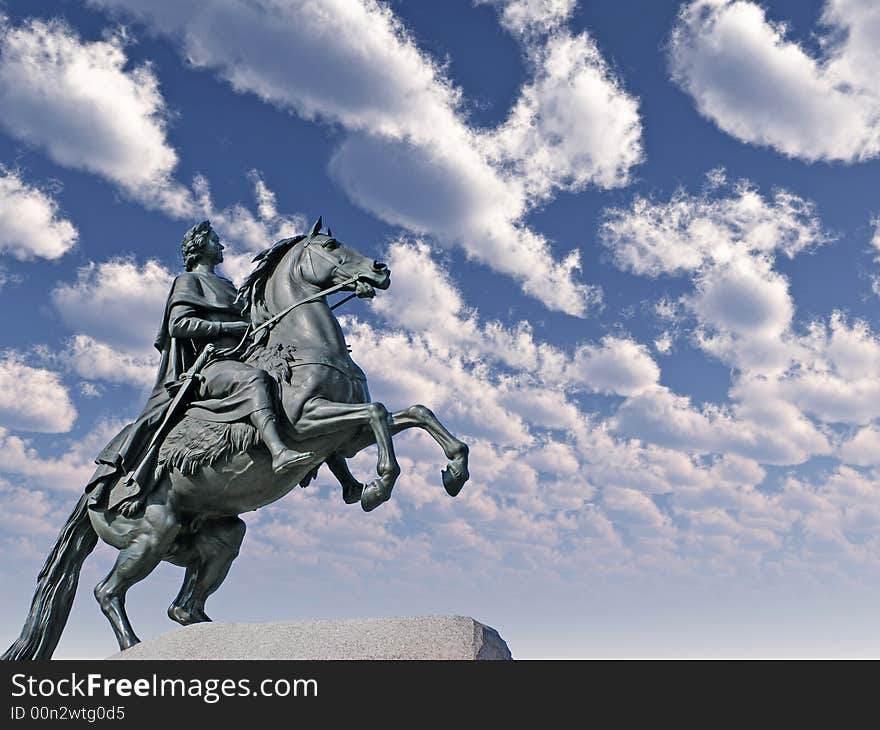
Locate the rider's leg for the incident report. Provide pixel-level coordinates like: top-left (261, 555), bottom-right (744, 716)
top-left (250, 408), bottom-right (314, 473)
top-left (197, 361), bottom-right (314, 473)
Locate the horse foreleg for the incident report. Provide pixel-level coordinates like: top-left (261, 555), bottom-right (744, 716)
top-left (296, 398), bottom-right (400, 511)
top-left (338, 404), bottom-right (470, 497)
top-left (326, 453), bottom-right (365, 505)
top-left (394, 405), bottom-right (469, 495)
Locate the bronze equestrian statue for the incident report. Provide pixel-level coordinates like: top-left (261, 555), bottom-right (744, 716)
top-left (3, 218), bottom-right (470, 659)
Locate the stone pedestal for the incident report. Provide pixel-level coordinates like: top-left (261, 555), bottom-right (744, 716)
top-left (108, 616), bottom-right (512, 660)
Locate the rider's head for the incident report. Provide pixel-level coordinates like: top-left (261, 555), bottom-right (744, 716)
top-left (182, 220), bottom-right (216, 271)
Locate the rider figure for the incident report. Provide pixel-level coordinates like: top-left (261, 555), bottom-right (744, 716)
top-left (169, 220), bottom-right (313, 472)
top-left (85, 220), bottom-right (313, 514)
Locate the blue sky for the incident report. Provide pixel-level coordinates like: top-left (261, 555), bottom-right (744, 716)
top-left (3, 0), bottom-right (880, 658)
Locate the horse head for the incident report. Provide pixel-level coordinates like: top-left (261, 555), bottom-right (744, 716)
top-left (238, 217), bottom-right (391, 325)
top-left (295, 216), bottom-right (390, 298)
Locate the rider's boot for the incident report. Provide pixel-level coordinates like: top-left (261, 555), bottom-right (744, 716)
top-left (251, 409), bottom-right (315, 474)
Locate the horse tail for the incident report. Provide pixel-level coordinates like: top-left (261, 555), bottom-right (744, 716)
top-left (2, 494), bottom-right (98, 660)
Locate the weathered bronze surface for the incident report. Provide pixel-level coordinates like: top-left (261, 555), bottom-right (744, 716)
top-left (3, 219), bottom-right (469, 660)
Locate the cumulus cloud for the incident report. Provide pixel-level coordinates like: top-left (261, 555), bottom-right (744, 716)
top-left (613, 384), bottom-right (830, 465)
top-left (52, 257), bottom-right (172, 352)
top-left (6, 0), bottom-right (877, 593)
top-left (64, 335), bottom-right (157, 389)
top-left (14, 227), bottom-right (879, 590)
top-left (0, 18), bottom-right (190, 214)
top-left (598, 176), bottom-right (872, 462)
top-left (839, 425), bottom-right (880, 467)
top-left (0, 167), bottom-right (77, 260)
top-left (334, 240), bottom-right (836, 568)
top-left (485, 31), bottom-right (643, 197)
top-left (0, 478), bottom-right (67, 539)
top-left (0, 419), bottom-right (123, 492)
top-left (669, 0), bottom-right (880, 162)
top-left (50, 257), bottom-right (169, 389)
top-left (601, 173), bottom-right (827, 278)
top-left (368, 240), bottom-right (658, 396)
top-left (773, 313), bottom-right (880, 425)
top-left (88, 0), bottom-right (643, 315)
top-left (0, 18), bottom-right (307, 261)
top-left (475, 0), bottom-right (576, 37)
top-left (0, 354), bottom-right (76, 433)
top-left (602, 174), bottom-right (828, 371)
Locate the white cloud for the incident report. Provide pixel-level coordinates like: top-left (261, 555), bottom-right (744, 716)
top-left (485, 31), bottom-right (643, 197)
top-left (566, 337), bottom-right (659, 396)
top-left (602, 175), bottom-right (831, 371)
top-left (599, 177), bottom-right (867, 462)
top-left (88, 0), bottom-right (643, 315)
top-left (0, 167), bottom-right (77, 260)
top-left (64, 335), bottom-right (157, 389)
top-left (0, 18), bottom-right (306, 258)
top-left (50, 257), bottom-right (169, 389)
top-left (612, 384), bottom-right (830, 465)
top-left (601, 178), bottom-right (827, 278)
top-left (339, 240), bottom-right (838, 569)
top-left (0, 18), bottom-right (190, 214)
top-left (839, 425), bottom-right (880, 467)
top-left (0, 354), bottom-right (76, 433)
top-left (52, 257), bottom-right (172, 353)
top-left (11, 222), bottom-right (878, 590)
top-left (0, 478), bottom-right (66, 539)
top-left (370, 240), bottom-right (657, 397)
top-left (669, 0), bottom-right (880, 162)
top-left (7, 1), bottom-right (879, 590)
top-left (475, 0), bottom-right (576, 36)
top-left (0, 419), bottom-right (123, 492)
top-left (772, 313), bottom-right (880, 425)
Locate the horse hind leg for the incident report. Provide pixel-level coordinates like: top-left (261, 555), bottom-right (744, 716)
top-left (93, 504), bottom-right (181, 651)
top-left (166, 517), bottom-right (246, 626)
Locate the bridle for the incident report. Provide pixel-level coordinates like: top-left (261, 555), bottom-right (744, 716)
top-left (222, 234), bottom-right (366, 357)
top-left (301, 233), bottom-right (362, 284)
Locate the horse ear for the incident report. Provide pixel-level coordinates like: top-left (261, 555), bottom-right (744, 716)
top-left (308, 216), bottom-right (322, 239)
top-left (327, 227), bottom-right (332, 237)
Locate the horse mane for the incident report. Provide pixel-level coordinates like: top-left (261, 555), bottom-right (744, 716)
top-left (236, 235), bottom-right (305, 326)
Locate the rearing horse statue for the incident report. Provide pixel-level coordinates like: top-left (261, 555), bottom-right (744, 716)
top-left (2, 220), bottom-right (470, 659)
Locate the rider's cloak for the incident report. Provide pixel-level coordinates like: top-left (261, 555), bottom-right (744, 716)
top-left (85, 271), bottom-right (252, 509)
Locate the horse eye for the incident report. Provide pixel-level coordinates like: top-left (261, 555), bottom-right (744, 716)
top-left (323, 239), bottom-right (340, 250)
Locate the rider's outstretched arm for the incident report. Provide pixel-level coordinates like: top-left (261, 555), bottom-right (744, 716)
top-left (168, 303), bottom-right (248, 340)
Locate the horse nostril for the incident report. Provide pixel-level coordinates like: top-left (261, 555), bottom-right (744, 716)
top-left (373, 260), bottom-right (387, 270)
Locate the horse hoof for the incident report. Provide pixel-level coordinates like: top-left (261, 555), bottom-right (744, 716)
top-left (168, 605), bottom-right (212, 626)
top-left (343, 482), bottom-right (364, 505)
top-left (361, 481), bottom-right (390, 512)
top-left (442, 460), bottom-right (469, 497)
top-left (118, 635), bottom-right (142, 652)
